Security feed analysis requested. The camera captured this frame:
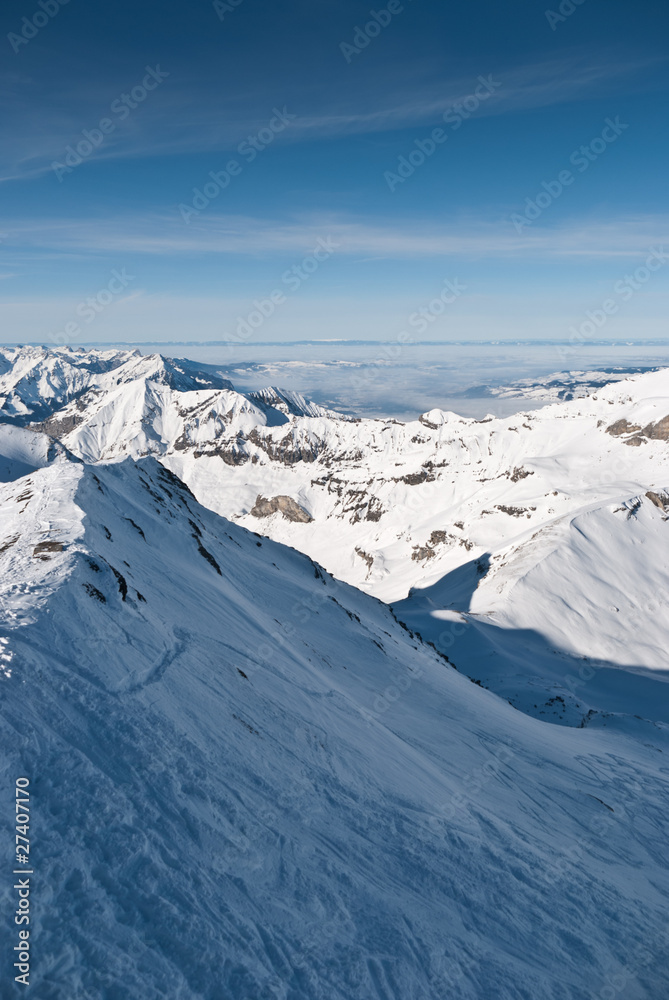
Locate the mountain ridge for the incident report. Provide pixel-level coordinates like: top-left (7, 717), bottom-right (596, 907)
top-left (2, 429), bottom-right (669, 997)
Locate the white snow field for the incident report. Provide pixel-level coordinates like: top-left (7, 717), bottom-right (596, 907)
top-left (8, 348), bottom-right (669, 709)
top-left (1, 429), bottom-right (668, 999)
top-left (2, 348), bottom-right (669, 996)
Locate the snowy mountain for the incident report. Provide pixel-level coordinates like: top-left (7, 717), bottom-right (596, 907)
top-left (396, 488), bottom-right (669, 726)
top-left (3, 347), bottom-right (669, 722)
top-left (465, 366), bottom-right (664, 403)
top-left (0, 345), bottom-right (233, 424)
top-left (1, 424), bottom-right (669, 998)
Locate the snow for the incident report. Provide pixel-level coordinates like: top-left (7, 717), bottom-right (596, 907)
top-left (1, 433), bottom-right (669, 997)
top-left (2, 349), bottom-right (669, 995)
top-left (0, 423), bottom-right (70, 482)
top-left (0, 346), bottom-right (232, 425)
top-left (484, 366), bottom-right (664, 402)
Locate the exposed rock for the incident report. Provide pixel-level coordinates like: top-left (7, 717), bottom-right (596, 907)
top-left (250, 495), bottom-right (313, 523)
top-left (642, 415), bottom-right (669, 441)
top-left (364, 497), bottom-right (384, 522)
top-left (33, 540), bottom-right (64, 560)
top-left (496, 505), bottom-right (534, 518)
top-left (607, 414), bottom-right (669, 447)
top-left (645, 490), bottom-right (669, 510)
top-left (247, 429), bottom-right (323, 465)
top-left (397, 469), bottom-right (435, 486)
top-left (510, 467), bottom-right (534, 482)
top-left (354, 547), bottom-right (374, 572)
top-left (0, 534), bottom-right (19, 555)
top-left (36, 412), bottom-right (85, 438)
top-left (421, 529), bottom-right (473, 555)
top-left (412, 545), bottom-right (435, 562)
top-left (606, 419), bottom-right (641, 437)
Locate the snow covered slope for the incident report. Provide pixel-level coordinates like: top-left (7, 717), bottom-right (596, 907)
top-left (5, 348), bottom-right (669, 709)
top-left (1, 434), bottom-right (669, 998)
top-left (395, 489), bottom-right (669, 726)
top-left (0, 424), bottom-right (70, 482)
top-left (42, 358), bottom-right (668, 602)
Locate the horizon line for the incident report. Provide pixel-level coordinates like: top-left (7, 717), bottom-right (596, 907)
top-left (5, 339), bottom-right (669, 349)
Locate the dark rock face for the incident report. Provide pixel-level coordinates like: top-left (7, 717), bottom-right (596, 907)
top-left (643, 415), bottom-right (669, 441)
top-left (33, 540), bottom-right (64, 560)
top-left (412, 545), bottom-right (435, 562)
top-left (606, 419), bottom-right (641, 437)
top-left (355, 547), bottom-right (374, 571)
top-left (645, 490), bottom-right (669, 510)
top-left (249, 495), bottom-right (313, 523)
top-left (606, 414), bottom-right (669, 446)
top-left (398, 470), bottom-right (435, 486)
top-left (35, 412), bottom-right (86, 438)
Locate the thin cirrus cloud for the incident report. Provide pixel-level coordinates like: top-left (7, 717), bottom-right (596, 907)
top-left (291, 53), bottom-right (656, 137)
top-left (0, 50), bottom-right (660, 182)
top-left (2, 212), bottom-right (668, 261)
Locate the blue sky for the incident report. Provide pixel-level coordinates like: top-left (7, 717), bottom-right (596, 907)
top-left (1, 0), bottom-right (668, 345)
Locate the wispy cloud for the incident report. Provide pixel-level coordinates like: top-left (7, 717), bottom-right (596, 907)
top-left (2, 211), bottom-right (667, 261)
top-left (0, 51), bottom-right (662, 182)
top-left (291, 53), bottom-right (657, 137)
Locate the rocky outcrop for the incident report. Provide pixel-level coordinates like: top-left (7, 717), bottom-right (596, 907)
top-left (645, 490), bottom-right (669, 510)
top-left (249, 495), bottom-right (313, 523)
top-left (412, 545), bottom-right (436, 562)
top-left (606, 419), bottom-right (642, 437)
top-left (606, 415), bottom-right (669, 446)
top-left (643, 415), bottom-right (669, 441)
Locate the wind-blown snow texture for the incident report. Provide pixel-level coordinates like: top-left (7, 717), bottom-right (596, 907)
top-left (1, 348), bottom-right (669, 998)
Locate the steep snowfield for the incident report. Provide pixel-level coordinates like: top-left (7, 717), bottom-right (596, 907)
top-left (470, 490), bottom-right (669, 668)
top-left (395, 490), bottom-right (669, 726)
top-left (0, 423), bottom-right (70, 482)
top-left (1, 434), bottom-right (669, 998)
